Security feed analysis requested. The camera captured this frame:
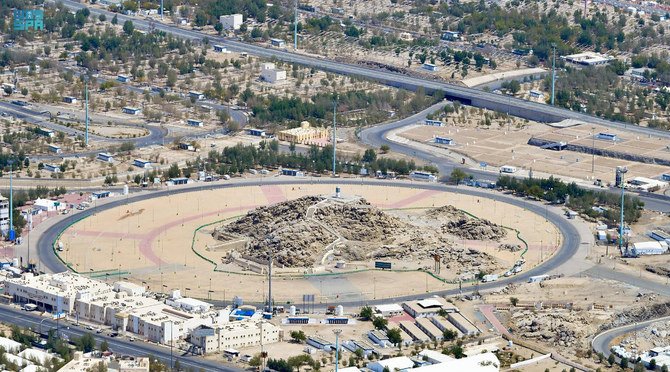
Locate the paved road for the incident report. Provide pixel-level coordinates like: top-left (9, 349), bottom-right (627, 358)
top-left (358, 102), bottom-right (670, 213)
top-left (37, 178), bottom-right (581, 303)
top-left (0, 305), bottom-right (237, 371)
top-left (57, 0), bottom-right (670, 140)
top-left (591, 315), bottom-right (670, 358)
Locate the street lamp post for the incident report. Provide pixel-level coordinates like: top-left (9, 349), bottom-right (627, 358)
top-left (333, 329), bottom-right (342, 372)
top-left (617, 166), bottom-right (628, 254)
top-left (8, 160), bottom-right (14, 242)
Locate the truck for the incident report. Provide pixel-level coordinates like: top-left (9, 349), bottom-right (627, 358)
top-left (528, 275), bottom-right (549, 283)
top-left (482, 274), bottom-right (499, 282)
top-left (500, 165), bottom-right (517, 174)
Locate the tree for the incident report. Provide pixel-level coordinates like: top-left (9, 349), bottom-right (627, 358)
top-left (167, 163), bottom-right (181, 178)
top-left (446, 343), bottom-right (465, 358)
top-left (290, 330), bottom-right (306, 343)
top-left (450, 168), bottom-right (468, 185)
top-left (510, 297), bottom-right (519, 306)
top-left (360, 306), bottom-right (373, 321)
top-left (362, 149), bottom-right (377, 163)
top-left (173, 359), bottom-right (181, 371)
top-left (443, 329), bottom-right (457, 341)
top-left (111, 14), bottom-right (118, 25)
top-left (607, 353), bottom-right (616, 366)
top-left (386, 328), bottom-right (403, 350)
top-left (75, 333), bottom-right (96, 353)
top-left (661, 364), bottom-right (668, 372)
top-left (166, 69), bottom-right (178, 87)
top-left (620, 357), bottom-right (628, 369)
top-left (100, 340), bottom-right (109, 352)
top-left (43, 46), bottom-right (51, 56)
top-left (98, 14), bottom-right (106, 22)
top-left (123, 20), bottom-right (134, 35)
top-left (380, 144), bottom-right (390, 153)
top-left (372, 317), bottom-right (388, 330)
top-left (289, 142), bottom-right (296, 153)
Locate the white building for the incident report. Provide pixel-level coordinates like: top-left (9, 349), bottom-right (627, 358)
top-left (33, 198), bottom-right (65, 212)
top-left (6, 272), bottom-right (232, 345)
top-left (628, 176), bottom-right (668, 192)
top-left (374, 304), bottom-right (404, 317)
top-left (190, 321), bottom-right (280, 354)
top-left (367, 356), bottom-right (414, 372)
top-left (412, 352), bottom-right (499, 371)
top-left (260, 63), bottom-right (287, 83)
top-left (219, 14), bottom-right (243, 30)
top-left (630, 241), bottom-right (668, 256)
top-left (561, 52), bottom-right (613, 66)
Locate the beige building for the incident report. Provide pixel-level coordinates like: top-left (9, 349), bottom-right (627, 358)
top-left (277, 121), bottom-right (329, 144)
top-left (190, 321), bottom-right (281, 355)
top-left (6, 272), bottom-right (227, 345)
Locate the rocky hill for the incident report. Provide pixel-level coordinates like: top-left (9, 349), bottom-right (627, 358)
top-left (214, 196), bottom-right (508, 269)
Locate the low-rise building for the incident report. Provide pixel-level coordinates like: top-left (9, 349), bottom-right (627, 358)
top-left (186, 119), bottom-right (204, 127)
top-left (270, 38), bottom-right (286, 47)
top-left (133, 159), bottom-right (152, 169)
top-left (190, 321), bottom-right (280, 354)
top-left (367, 356), bottom-right (414, 372)
top-left (561, 52), bottom-right (613, 66)
top-left (43, 164), bottom-right (60, 173)
top-left (447, 312), bottom-right (480, 336)
top-left (62, 96), bottom-right (78, 104)
top-left (402, 297), bottom-right (457, 318)
top-left (374, 304), bottom-right (404, 317)
top-left (219, 14), bottom-right (243, 30)
top-left (277, 121), bottom-right (329, 144)
top-left (97, 153), bottom-right (114, 163)
top-left (122, 107), bottom-right (142, 115)
top-left (630, 241), bottom-right (668, 256)
top-left (48, 144), bottom-right (61, 154)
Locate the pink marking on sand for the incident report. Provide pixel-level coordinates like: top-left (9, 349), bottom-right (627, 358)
top-left (386, 189), bottom-right (440, 208)
top-left (260, 185), bottom-right (286, 205)
top-left (479, 305), bottom-right (509, 336)
top-left (138, 205), bottom-right (259, 266)
top-left (69, 230), bottom-right (145, 240)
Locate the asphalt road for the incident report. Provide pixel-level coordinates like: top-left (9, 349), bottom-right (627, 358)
top-left (57, 0), bottom-right (670, 140)
top-left (0, 305), bottom-right (237, 371)
top-left (37, 178), bottom-right (581, 300)
top-left (358, 101), bottom-right (670, 213)
top-left (591, 315), bottom-right (670, 358)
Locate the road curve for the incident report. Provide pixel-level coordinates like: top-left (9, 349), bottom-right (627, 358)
top-left (38, 178), bottom-right (581, 305)
top-left (592, 315), bottom-right (670, 358)
top-left (57, 0), bottom-right (670, 140)
top-left (359, 102), bottom-right (670, 213)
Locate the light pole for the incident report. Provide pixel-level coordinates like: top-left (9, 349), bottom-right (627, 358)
top-left (8, 160), bottom-right (14, 242)
top-left (551, 43), bottom-right (557, 106)
top-left (294, 0), bottom-right (298, 50)
top-left (84, 75), bottom-right (89, 147)
top-left (591, 126), bottom-right (595, 174)
top-left (333, 329), bottom-right (342, 372)
top-left (617, 166), bottom-right (628, 254)
top-left (332, 100), bottom-right (337, 177)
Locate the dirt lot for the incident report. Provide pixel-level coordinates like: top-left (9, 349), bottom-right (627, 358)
top-left (399, 109), bottom-right (670, 183)
top-left (59, 181), bottom-right (559, 302)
